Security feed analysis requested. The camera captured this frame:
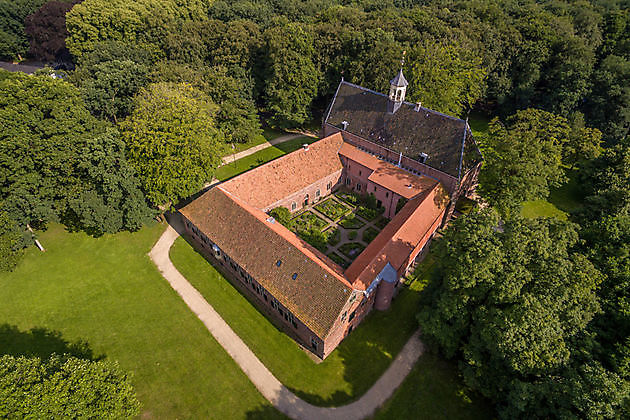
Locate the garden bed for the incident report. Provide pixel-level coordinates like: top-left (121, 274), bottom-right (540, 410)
top-left (339, 242), bottom-right (366, 260)
top-left (374, 216), bottom-right (390, 230)
top-left (335, 191), bottom-right (360, 206)
top-left (325, 227), bottom-right (340, 246)
top-left (314, 198), bottom-right (350, 221)
top-left (356, 205), bottom-right (384, 221)
top-left (292, 211), bottom-right (328, 233)
top-left (362, 227), bottom-right (380, 244)
top-left (339, 214), bottom-right (365, 229)
top-left (327, 252), bottom-right (350, 269)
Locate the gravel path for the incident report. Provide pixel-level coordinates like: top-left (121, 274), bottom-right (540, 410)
top-left (149, 218), bottom-right (424, 420)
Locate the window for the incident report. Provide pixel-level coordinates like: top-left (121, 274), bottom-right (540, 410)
top-left (316, 189), bottom-right (320, 198)
top-left (292, 319), bottom-right (297, 329)
top-left (310, 337), bottom-right (318, 350)
top-left (349, 310), bottom-right (356, 322)
top-left (292, 273), bottom-right (298, 280)
top-left (341, 311), bottom-right (347, 322)
top-left (291, 202), bottom-right (297, 211)
top-left (356, 184), bottom-right (361, 192)
top-left (276, 260), bottom-right (282, 267)
top-left (386, 192), bottom-right (389, 198)
top-left (374, 186), bottom-right (377, 192)
top-left (349, 294), bottom-right (356, 304)
top-left (327, 182), bottom-right (332, 191)
top-left (359, 170), bottom-right (362, 176)
top-left (346, 177), bottom-right (351, 186)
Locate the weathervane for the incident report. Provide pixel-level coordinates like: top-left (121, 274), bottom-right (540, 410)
top-left (401, 50), bottom-right (406, 68)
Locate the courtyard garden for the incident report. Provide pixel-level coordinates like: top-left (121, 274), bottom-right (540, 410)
top-left (314, 198), bottom-right (351, 221)
top-left (268, 191), bottom-right (394, 267)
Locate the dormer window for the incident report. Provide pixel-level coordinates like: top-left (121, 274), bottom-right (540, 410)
top-left (276, 260), bottom-right (282, 267)
top-left (292, 273), bottom-right (298, 280)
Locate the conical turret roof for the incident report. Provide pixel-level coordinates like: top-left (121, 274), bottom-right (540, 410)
top-left (390, 68), bottom-right (408, 87)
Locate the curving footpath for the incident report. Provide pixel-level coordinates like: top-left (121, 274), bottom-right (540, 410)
top-left (149, 223), bottom-right (425, 420)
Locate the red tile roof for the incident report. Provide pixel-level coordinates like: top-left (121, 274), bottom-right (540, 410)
top-left (179, 186), bottom-right (352, 339)
top-left (338, 142), bottom-right (436, 199)
top-left (346, 183), bottom-right (449, 289)
top-left (221, 133), bottom-right (345, 209)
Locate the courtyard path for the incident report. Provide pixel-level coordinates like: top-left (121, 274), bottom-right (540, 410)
top-left (149, 219), bottom-right (425, 420)
top-left (221, 132), bottom-right (317, 166)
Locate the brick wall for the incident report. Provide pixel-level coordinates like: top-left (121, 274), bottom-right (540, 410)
top-left (181, 214), bottom-right (328, 358)
top-left (263, 169), bottom-right (343, 213)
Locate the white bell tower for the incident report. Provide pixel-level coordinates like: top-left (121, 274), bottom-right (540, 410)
top-left (388, 51), bottom-right (408, 114)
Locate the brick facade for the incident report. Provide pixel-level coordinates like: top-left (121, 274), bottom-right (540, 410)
top-left (263, 169), bottom-right (343, 213)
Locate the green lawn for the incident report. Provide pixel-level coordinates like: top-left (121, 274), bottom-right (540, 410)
top-left (521, 169), bottom-right (583, 220)
top-left (226, 129), bottom-right (287, 155)
top-left (170, 237), bottom-right (491, 417)
top-left (0, 224), bottom-right (283, 419)
top-left (373, 351), bottom-right (494, 420)
top-left (171, 236), bottom-right (429, 405)
top-left (216, 136), bottom-right (317, 181)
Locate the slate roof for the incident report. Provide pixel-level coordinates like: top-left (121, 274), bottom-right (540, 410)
top-left (346, 182), bottom-right (449, 290)
top-left (325, 81), bottom-right (482, 178)
top-left (390, 68), bottom-right (408, 87)
top-left (221, 133), bottom-right (345, 210)
top-left (180, 187), bottom-right (352, 339)
top-left (338, 142), bottom-right (437, 199)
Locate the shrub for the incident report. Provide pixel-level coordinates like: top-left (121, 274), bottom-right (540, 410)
top-left (348, 230), bottom-right (357, 240)
top-left (269, 207), bottom-right (293, 228)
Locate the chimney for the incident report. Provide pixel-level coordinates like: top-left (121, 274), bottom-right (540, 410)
top-left (414, 101), bottom-right (422, 111)
top-left (341, 120), bottom-right (349, 130)
top-left (303, 144), bottom-right (309, 151)
top-left (419, 152), bottom-right (428, 163)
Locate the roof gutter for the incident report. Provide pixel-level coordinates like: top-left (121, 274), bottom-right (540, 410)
top-left (457, 120), bottom-right (468, 181)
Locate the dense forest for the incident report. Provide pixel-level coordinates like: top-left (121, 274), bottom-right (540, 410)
top-left (0, 0), bottom-right (628, 418)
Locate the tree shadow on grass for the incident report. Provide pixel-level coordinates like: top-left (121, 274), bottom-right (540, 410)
top-left (0, 323), bottom-right (102, 360)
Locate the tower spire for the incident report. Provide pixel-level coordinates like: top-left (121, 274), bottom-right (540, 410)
top-left (388, 51), bottom-right (408, 113)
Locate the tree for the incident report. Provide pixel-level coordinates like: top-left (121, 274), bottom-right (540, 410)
top-left (119, 82), bottom-right (225, 206)
top-left (65, 0), bottom-right (210, 61)
top-left (263, 21), bottom-right (320, 128)
top-left (581, 141), bottom-right (630, 220)
top-left (407, 39), bottom-right (487, 117)
top-left (24, 0), bottom-right (80, 62)
top-left (478, 109), bottom-right (568, 217)
top-left (0, 354), bottom-right (140, 418)
top-left (152, 62), bottom-right (262, 144)
top-left (269, 206), bottom-right (293, 229)
top-left (417, 209), bottom-right (626, 418)
top-left (563, 112), bottom-right (603, 169)
top-left (71, 59), bottom-right (151, 122)
top-left (585, 54), bottom-right (630, 144)
top-left (0, 71), bottom-right (152, 234)
top-left (0, 0), bottom-right (47, 60)
top-left (0, 208), bottom-right (24, 272)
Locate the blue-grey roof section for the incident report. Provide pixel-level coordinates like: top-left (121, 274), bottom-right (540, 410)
top-left (390, 68), bottom-right (408, 87)
top-left (377, 263), bottom-right (398, 284)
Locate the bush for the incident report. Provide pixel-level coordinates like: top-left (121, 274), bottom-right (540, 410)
top-left (340, 214), bottom-right (365, 229)
top-left (269, 206), bottom-right (293, 229)
top-left (0, 354), bottom-right (140, 418)
top-left (348, 230), bottom-right (358, 240)
top-left (362, 227), bottom-right (380, 244)
top-left (326, 227), bottom-right (340, 246)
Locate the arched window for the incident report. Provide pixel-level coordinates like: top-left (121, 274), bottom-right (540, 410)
top-left (327, 182), bottom-right (332, 190)
top-left (316, 189), bottom-right (320, 198)
top-left (291, 202), bottom-right (297, 211)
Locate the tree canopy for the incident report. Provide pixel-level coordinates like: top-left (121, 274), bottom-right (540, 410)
top-left (418, 209), bottom-right (627, 418)
top-left (119, 82), bottom-right (225, 206)
top-left (0, 354), bottom-right (140, 418)
top-left (0, 70), bottom-right (152, 234)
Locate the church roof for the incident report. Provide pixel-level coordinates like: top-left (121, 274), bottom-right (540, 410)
top-left (390, 68), bottom-right (408, 87)
top-left (325, 81), bottom-right (482, 179)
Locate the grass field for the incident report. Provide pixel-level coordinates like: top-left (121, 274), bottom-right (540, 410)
top-left (170, 236), bottom-right (491, 417)
top-left (227, 128), bottom-right (286, 154)
top-left (215, 136), bottom-right (317, 181)
top-left (0, 224), bottom-right (283, 419)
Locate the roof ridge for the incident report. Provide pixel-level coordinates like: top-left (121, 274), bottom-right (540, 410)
top-left (217, 185), bottom-right (354, 290)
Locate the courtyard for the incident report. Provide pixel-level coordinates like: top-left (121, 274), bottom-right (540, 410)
top-left (286, 190), bottom-right (390, 269)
